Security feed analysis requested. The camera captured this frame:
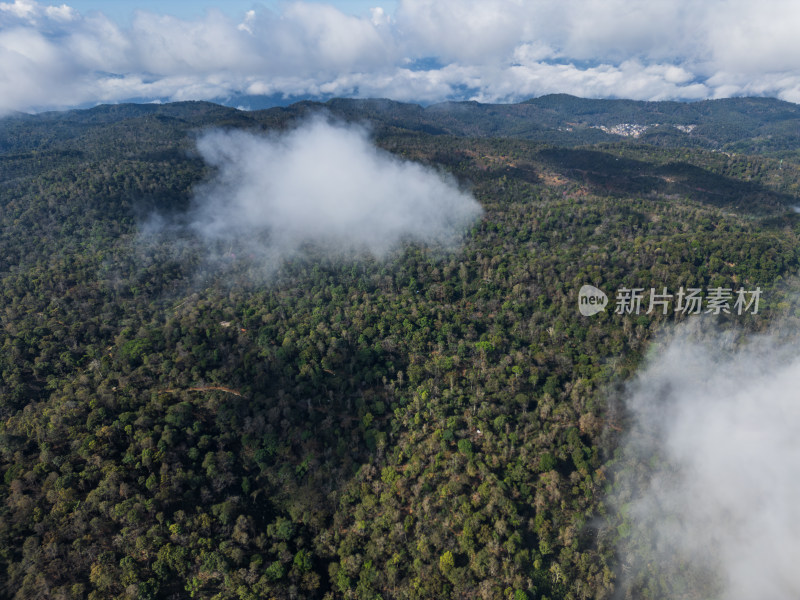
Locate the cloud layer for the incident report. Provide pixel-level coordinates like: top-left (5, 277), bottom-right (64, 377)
top-left (618, 322), bottom-right (800, 598)
top-left (185, 117), bottom-right (481, 261)
top-left (2, 0), bottom-right (800, 113)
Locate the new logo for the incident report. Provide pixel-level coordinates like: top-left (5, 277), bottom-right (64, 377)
top-left (578, 285), bottom-right (608, 316)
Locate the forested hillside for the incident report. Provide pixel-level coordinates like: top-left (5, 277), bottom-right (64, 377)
top-left (1, 98), bottom-right (800, 600)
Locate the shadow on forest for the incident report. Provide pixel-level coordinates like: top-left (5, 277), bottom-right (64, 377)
top-left (537, 148), bottom-right (797, 216)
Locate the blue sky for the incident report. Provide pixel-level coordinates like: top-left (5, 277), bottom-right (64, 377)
top-left (1, 0), bottom-right (799, 113)
top-left (65, 1), bottom-right (398, 22)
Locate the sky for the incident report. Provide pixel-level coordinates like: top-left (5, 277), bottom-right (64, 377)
top-left (63, 1), bottom-right (397, 22)
top-left (1, 0), bottom-right (800, 113)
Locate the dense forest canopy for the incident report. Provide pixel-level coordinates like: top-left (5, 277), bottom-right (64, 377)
top-left (1, 96), bottom-right (800, 600)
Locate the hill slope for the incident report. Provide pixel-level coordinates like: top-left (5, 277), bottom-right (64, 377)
top-left (0, 97), bottom-right (799, 600)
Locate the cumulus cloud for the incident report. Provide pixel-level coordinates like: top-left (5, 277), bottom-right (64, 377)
top-left (616, 321), bottom-right (800, 598)
top-left (184, 117), bottom-right (482, 262)
top-left (395, 0), bottom-right (528, 63)
top-left (1, 0), bottom-right (800, 112)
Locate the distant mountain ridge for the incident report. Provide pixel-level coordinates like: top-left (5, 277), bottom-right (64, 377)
top-left (3, 94), bottom-right (799, 157)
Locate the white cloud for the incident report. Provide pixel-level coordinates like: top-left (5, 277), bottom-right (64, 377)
top-left (557, 0), bottom-right (704, 64)
top-left (395, 0), bottom-right (527, 63)
top-left (186, 117), bottom-right (482, 261)
top-left (277, 2), bottom-right (396, 70)
top-left (705, 0), bottom-right (800, 75)
top-left (129, 10), bottom-right (260, 75)
top-left (65, 13), bottom-right (130, 69)
top-left (617, 322), bottom-right (800, 598)
top-left (0, 0), bottom-right (799, 113)
top-left (0, 0), bottom-right (38, 21)
top-left (43, 3), bottom-right (73, 20)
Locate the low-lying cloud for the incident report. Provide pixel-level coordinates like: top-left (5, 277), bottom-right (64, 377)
top-left (2, 0), bottom-right (800, 114)
top-left (617, 321), bottom-right (800, 598)
top-left (184, 117), bottom-right (481, 262)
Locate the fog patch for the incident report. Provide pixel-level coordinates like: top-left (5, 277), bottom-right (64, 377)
top-left (615, 321), bottom-right (800, 599)
top-left (186, 116), bottom-right (482, 264)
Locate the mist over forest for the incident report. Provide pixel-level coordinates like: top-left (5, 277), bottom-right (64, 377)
top-left (2, 94), bottom-right (800, 600)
